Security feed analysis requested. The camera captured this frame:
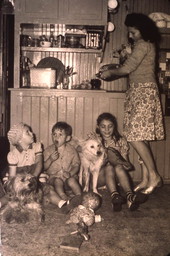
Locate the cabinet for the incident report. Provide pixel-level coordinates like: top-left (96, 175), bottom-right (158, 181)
top-left (59, 0), bottom-right (107, 25)
top-left (15, 0), bottom-right (107, 25)
top-left (14, 0), bottom-right (108, 88)
top-left (15, 0), bottom-right (60, 20)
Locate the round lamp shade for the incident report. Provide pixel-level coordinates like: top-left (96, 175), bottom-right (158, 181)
top-left (108, 21), bottom-right (115, 32)
top-left (108, 0), bottom-right (118, 9)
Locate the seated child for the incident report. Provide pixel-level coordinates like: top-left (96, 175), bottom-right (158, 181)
top-left (93, 113), bottom-right (147, 211)
top-left (44, 121), bottom-right (82, 201)
top-left (3, 122), bottom-right (67, 209)
top-left (7, 122), bottom-right (43, 177)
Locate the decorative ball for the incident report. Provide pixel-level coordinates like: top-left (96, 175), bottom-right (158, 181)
top-left (107, 22), bottom-right (115, 32)
top-left (82, 192), bottom-right (102, 211)
top-left (108, 0), bottom-right (118, 9)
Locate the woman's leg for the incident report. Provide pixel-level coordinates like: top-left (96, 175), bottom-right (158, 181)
top-left (66, 177), bottom-right (82, 196)
top-left (130, 141), bottom-right (162, 194)
top-left (134, 161), bottom-right (149, 192)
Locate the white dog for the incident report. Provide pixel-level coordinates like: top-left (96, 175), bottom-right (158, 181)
top-left (1, 173), bottom-right (44, 223)
top-left (78, 138), bottom-right (106, 195)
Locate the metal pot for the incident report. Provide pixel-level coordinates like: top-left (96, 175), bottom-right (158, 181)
top-left (65, 35), bottom-right (80, 48)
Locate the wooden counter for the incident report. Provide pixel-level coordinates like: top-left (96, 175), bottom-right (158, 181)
top-left (9, 88), bottom-right (125, 145)
top-left (9, 89), bottom-right (170, 183)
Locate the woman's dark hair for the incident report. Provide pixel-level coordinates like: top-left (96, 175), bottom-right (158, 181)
top-left (52, 121), bottom-right (72, 136)
top-left (125, 13), bottom-right (161, 43)
top-left (96, 112), bottom-right (122, 142)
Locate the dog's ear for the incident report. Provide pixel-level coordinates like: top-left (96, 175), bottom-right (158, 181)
top-left (87, 132), bottom-right (100, 141)
top-left (78, 139), bottom-right (89, 149)
top-left (5, 177), bottom-right (16, 195)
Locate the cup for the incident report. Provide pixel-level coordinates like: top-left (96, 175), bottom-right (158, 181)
top-left (91, 79), bottom-right (101, 90)
top-left (40, 41), bottom-right (51, 47)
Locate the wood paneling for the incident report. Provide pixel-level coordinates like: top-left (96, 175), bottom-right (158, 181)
top-left (9, 89), bottom-right (170, 183)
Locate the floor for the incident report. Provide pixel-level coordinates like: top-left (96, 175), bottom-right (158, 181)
top-left (1, 184), bottom-right (170, 256)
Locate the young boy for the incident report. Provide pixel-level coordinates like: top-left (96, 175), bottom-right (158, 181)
top-left (2, 122), bottom-right (67, 209)
top-left (44, 122), bottom-right (82, 201)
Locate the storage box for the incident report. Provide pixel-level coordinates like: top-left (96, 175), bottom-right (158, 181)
top-left (30, 68), bottom-right (56, 88)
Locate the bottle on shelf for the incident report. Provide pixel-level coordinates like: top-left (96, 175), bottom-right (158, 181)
top-left (49, 31), bottom-right (55, 47)
top-left (20, 56), bottom-right (30, 88)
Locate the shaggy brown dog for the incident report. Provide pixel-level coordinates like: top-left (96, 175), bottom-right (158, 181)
top-left (1, 173), bottom-right (44, 223)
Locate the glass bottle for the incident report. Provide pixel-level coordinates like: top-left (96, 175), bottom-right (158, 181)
top-left (49, 32), bottom-right (55, 46)
top-left (20, 56), bottom-right (30, 87)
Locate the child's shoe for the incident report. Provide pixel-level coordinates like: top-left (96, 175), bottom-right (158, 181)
top-left (111, 192), bottom-right (126, 212)
top-left (126, 192), bottom-right (139, 211)
top-left (135, 191), bottom-right (148, 204)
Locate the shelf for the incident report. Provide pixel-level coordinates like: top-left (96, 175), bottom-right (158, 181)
top-left (159, 28), bottom-right (170, 34)
top-left (21, 46), bottom-right (102, 53)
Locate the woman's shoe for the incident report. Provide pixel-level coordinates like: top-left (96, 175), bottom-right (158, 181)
top-left (134, 181), bottom-right (148, 192)
top-left (141, 178), bottom-right (163, 194)
top-left (134, 185), bottom-right (145, 192)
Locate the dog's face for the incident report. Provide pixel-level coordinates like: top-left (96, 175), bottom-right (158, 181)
top-left (7, 173), bottom-right (38, 198)
top-left (82, 139), bottom-right (105, 157)
top-left (2, 173), bottom-right (44, 224)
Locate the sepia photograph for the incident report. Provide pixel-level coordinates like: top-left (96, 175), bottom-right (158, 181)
top-left (0, 0), bottom-right (170, 255)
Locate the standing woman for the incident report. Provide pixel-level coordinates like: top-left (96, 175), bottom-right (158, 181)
top-left (99, 13), bottom-right (164, 194)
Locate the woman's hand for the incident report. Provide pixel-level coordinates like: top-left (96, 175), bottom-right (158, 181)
top-left (96, 64), bottom-right (120, 81)
top-left (99, 70), bottom-right (113, 81)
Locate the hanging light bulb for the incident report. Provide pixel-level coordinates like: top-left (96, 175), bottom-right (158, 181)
top-left (108, 0), bottom-right (118, 10)
top-left (107, 21), bottom-right (115, 32)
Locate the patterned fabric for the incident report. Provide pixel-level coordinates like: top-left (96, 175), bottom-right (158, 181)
top-left (104, 136), bottom-right (129, 159)
top-left (123, 82), bottom-right (164, 141)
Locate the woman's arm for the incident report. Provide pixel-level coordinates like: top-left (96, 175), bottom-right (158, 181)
top-left (99, 66), bottom-right (129, 80)
top-left (99, 40), bottom-right (148, 81)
